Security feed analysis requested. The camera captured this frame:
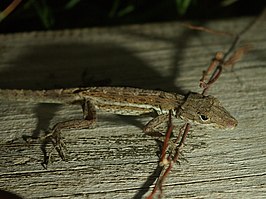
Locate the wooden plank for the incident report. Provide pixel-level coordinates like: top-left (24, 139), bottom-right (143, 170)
top-left (0, 13), bottom-right (266, 199)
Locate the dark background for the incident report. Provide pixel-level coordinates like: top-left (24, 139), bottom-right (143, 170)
top-left (0, 0), bottom-right (265, 33)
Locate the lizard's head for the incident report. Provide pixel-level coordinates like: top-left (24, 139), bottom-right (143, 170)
top-left (176, 92), bottom-right (237, 129)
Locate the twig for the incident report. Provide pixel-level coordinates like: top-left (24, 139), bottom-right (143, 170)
top-left (0, 0), bottom-right (22, 22)
top-left (146, 118), bottom-right (191, 198)
top-left (146, 18), bottom-right (258, 198)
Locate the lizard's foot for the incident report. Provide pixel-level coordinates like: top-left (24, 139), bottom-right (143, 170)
top-left (41, 130), bottom-right (68, 166)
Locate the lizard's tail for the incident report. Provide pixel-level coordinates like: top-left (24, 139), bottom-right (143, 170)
top-left (0, 89), bottom-right (75, 103)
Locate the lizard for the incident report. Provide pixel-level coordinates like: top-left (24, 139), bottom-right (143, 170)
top-left (0, 87), bottom-right (238, 160)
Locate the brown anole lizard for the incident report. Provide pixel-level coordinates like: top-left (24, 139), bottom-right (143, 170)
top-left (0, 87), bottom-right (237, 160)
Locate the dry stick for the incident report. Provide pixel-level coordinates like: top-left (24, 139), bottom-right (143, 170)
top-left (159, 111), bottom-right (187, 166)
top-left (146, 26), bottom-right (240, 199)
top-left (148, 18), bottom-right (257, 198)
top-left (146, 39), bottom-right (246, 199)
top-left (0, 0), bottom-right (22, 22)
top-left (224, 45), bottom-right (251, 67)
top-left (199, 52), bottom-right (224, 86)
top-left (147, 32), bottom-right (235, 199)
top-left (199, 35), bottom-right (238, 95)
top-left (199, 16), bottom-right (258, 95)
top-left (146, 111), bottom-right (174, 199)
top-left (146, 115), bottom-right (174, 199)
top-left (158, 123), bottom-right (191, 198)
top-left (184, 19), bottom-right (255, 95)
top-left (146, 120), bottom-right (191, 199)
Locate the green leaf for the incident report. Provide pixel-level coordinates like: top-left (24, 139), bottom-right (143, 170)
top-left (65, 0), bottom-right (81, 10)
top-left (175, 0), bottom-right (192, 15)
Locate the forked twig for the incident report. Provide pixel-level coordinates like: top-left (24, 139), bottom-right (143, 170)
top-left (197, 20), bottom-right (253, 95)
top-left (146, 21), bottom-right (252, 198)
top-left (146, 112), bottom-right (174, 199)
top-left (146, 111), bottom-right (190, 199)
top-left (157, 123), bottom-right (190, 198)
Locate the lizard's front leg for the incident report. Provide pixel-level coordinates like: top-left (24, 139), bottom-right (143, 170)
top-left (45, 100), bottom-right (96, 161)
top-left (143, 114), bottom-right (170, 137)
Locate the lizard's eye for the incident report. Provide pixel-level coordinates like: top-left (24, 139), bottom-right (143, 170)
top-left (198, 113), bottom-right (209, 122)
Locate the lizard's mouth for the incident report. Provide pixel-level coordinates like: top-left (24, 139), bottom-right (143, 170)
top-left (214, 118), bottom-right (238, 129)
top-left (190, 118), bottom-right (238, 129)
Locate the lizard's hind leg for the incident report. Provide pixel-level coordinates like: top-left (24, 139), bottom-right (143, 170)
top-left (44, 100), bottom-right (96, 163)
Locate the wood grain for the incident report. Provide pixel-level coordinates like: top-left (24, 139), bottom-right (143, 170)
top-left (0, 12), bottom-right (265, 199)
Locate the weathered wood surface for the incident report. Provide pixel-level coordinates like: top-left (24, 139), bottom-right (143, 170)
top-left (0, 12), bottom-right (266, 199)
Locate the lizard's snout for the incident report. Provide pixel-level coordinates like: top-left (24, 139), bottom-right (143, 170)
top-left (226, 117), bottom-right (238, 129)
